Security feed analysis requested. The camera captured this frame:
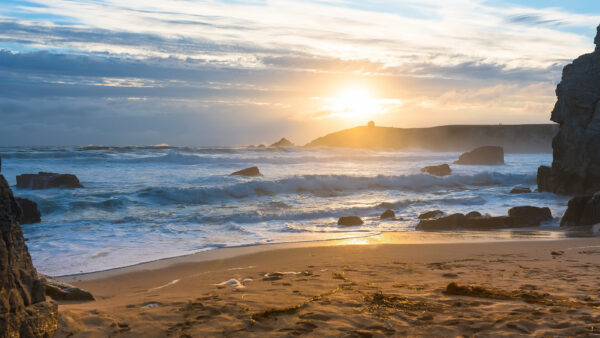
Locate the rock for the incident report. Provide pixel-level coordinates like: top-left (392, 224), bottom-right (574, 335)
top-left (421, 164), bottom-right (451, 176)
top-left (230, 166), bottom-right (261, 176)
top-left (377, 202), bottom-right (395, 209)
top-left (337, 216), bottom-right (363, 226)
top-left (40, 275), bottom-right (94, 302)
top-left (510, 186), bottom-right (532, 194)
top-left (270, 138), bottom-right (294, 147)
top-left (454, 146), bottom-right (504, 165)
top-left (416, 213), bottom-right (466, 230)
top-left (537, 25), bottom-right (600, 195)
top-left (418, 210), bottom-right (444, 219)
top-left (560, 192), bottom-right (600, 226)
top-left (16, 172), bottom-right (83, 189)
top-left (15, 197), bottom-right (41, 224)
top-left (380, 209), bottom-right (395, 219)
top-left (257, 144), bottom-right (265, 148)
top-left (465, 211), bottom-right (482, 218)
top-left (0, 155), bottom-right (2, 172)
top-left (507, 206), bottom-right (553, 226)
top-left (0, 174), bottom-right (58, 336)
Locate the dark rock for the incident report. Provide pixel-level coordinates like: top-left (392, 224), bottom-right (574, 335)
top-left (257, 144), bottom-right (265, 148)
top-left (536, 26), bottom-right (600, 195)
top-left (510, 186), bottom-right (532, 194)
top-left (40, 275), bottom-right (94, 302)
top-left (561, 193), bottom-right (600, 226)
top-left (15, 197), bottom-right (41, 224)
top-left (421, 164), bottom-right (451, 176)
top-left (0, 155), bottom-right (2, 172)
top-left (418, 210), bottom-right (444, 219)
top-left (465, 211), bottom-right (482, 218)
top-left (380, 209), bottom-right (395, 219)
top-left (337, 216), bottom-right (363, 226)
top-left (416, 213), bottom-right (466, 230)
top-left (270, 138), bottom-right (294, 147)
top-left (454, 146), bottom-right (504, 165)
top-left (16, 172), bottom-right (83, 189)
top-left (507, 206), bottom-right (553, 226)
top-left (0, 175), bottom-right (58, 336)
top-left (230, 166), bottom-right (261, 177)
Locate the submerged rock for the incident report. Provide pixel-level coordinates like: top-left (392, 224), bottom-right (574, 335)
top-left (380, 209), bottom-right (395, 219)
top-left (507, 206), bottom-right (553, 226)
top-left (0, 174), bottom-right (58, 336)
top-left (230, 166), bottom-right (261, 177)
top-left (537, 25), bottom-right (600, 195)
top-left (510, 186), bottom-right (532, 194)
top-left (270, 138), bottom-right (294, 147)
top-left (421, 164), bottom-right (451, 176)
top-left (40, 275), bottom-right (95, 301)
top-left (337, 216), bottom-right (363, 226)
top-left (15, 197), bottom-right (41, 224)
top-left (560, 192), bottom-right (600, 226)
top-left (16, 172), bottom-right (83, 189)
top-left (418, 210), bottom-right (444, 219)
top-left (454, 146), bottom-right (504, 165)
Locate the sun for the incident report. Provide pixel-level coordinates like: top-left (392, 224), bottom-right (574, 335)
top-left (322, 85), bottom-right (381, 121)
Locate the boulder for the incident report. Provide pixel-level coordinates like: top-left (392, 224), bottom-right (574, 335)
top-left (15, 197), bottom-right (41, 224)
top-left (416, 213), bottom-right (466, 230)
top-left (270, 138), bottom-right (294, 147)
top-left (454, 146), bottom-right (504, 165)
top-left (337, 216), bottom-right (363, 226)
top-left (510, 186), bottom-right (532, 194)
top-left (418, 210), bottom-right (444, 219)
top-left (507, 206), bottom-right (553, 226)
top-left (40, 275), bottom-right (94, 302)
top-left (16, 172), bottom-right (83, 189)
top-left (560, 192), bottom-right (600, 226)
top-left (0, 174), bottom-right (58, 336)
top-left (421, 164), bottom-right (451, 176)
top-left (380, 209), bottom-right (395, 219)
top-left (537, 25), bottom-right (600, 195)
top-left (230, 166), bottom-right (261, 177)
top-left (465, 211), bottom-right (482, 218)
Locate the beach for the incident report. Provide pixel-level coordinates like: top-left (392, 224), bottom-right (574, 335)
top-left (55, 232), bottom-right (600, 337)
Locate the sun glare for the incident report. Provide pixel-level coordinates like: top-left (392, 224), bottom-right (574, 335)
top-left (323, 86), bottom-right (382, 121)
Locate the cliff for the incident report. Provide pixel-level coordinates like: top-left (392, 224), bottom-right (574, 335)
top-left (537, 25), bottom-right (600, 195)
top-left (0, 174), bottom-right (58, 337)
top-left (306, 124), bottom-right (557, 153)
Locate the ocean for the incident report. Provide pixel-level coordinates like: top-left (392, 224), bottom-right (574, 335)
top-left (0, 146), bottom-right (569, 276)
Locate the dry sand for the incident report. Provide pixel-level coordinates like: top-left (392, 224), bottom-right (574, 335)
top-left (54, 232), bottom-right (600, 337)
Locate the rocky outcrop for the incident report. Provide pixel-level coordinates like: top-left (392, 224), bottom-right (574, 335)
top-left (560, 192), bottom-right (600, 226)
top-left (454, 146), bottom-right (504, 165)
top-left (41, 275), bottom-right (94, 302)
top-left (510, 186), bottom-right (532, 194)
top-left (421, 164), bottom-right (451, 176)
top-left (15, 197), bottom-right (42, 224)
top-left (380, 209), bottom-right (395, 219)
top-left (416, 206), bottom-right (552, 231)
top-left (17, 172), bottom-right (83, 189)
top-left (537, 25), bottom-right (600, 195)
top-left (230, 166), bottom-right (261, 177)
top-left (0, 174), bottom-right (58, 336)
top-left (270, 138), bottom-right (294, 147)
top-left (418, 210), bottom-right (444, 219)
top-left (337, 216), bottom-right (363, 226)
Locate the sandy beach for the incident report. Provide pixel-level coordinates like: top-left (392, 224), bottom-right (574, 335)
top-left (54, 232), bottom-right (600, 337)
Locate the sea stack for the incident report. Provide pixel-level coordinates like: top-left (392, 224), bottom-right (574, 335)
top-left (0, 174), bottom-right (58, 336)
top-left (537, 25), bottom-right (600, 195)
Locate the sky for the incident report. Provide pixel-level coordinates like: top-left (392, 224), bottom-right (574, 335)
top-left (0, 0), bottom-right (599, 146)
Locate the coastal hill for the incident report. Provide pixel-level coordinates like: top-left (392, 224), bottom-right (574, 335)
top-left (305, 124), bottom-right (558, 153)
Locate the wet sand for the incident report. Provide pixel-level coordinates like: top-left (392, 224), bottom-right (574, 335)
top-left (55, 232), bottom-right (600, 337)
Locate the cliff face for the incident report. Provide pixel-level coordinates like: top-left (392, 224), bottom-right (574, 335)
top-left (537, 25), bottom-right (600, 195)
top-left (0, 174), bottom-right (58, 337)
top-left (306, 124), bottom-right (557, 153)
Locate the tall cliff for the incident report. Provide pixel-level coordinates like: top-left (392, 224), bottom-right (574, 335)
top-left (537, 25), bottom-right (600, 195)
top-left (0, 174), bottom-right (58, 337)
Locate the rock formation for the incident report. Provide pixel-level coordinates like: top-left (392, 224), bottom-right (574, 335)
top-left (421, 164), bottom-right (451, 176)
top-left (15, 197), bottom-right (42, 224)
top-left (454, 146), bottom-right (504, 165)
top-left (337, 216), bottom-right (363, 226)
top-left (270, 138), bottom-right (295, 147)
top-left (41, 275), bottom-right (95, 302)
top-left (537, 25), bottom-right (600, 195)
top-left (230, 166), bottom-right (262, 177)
top-left (17, 172), bottom-right (83, 189)
top-left (380, 209), bottom-right (395, 219)
top-left (418, 210), bottom-right (444, 219)
top-left (0, 174), bottom-right (58, 336)
top-left (510, 186), bottom-right (532, 194)
top-left (560, 192), bottom-right (600, 226)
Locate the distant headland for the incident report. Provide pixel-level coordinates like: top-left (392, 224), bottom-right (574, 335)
top-left (305, 123), bottom-right (558, 153)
